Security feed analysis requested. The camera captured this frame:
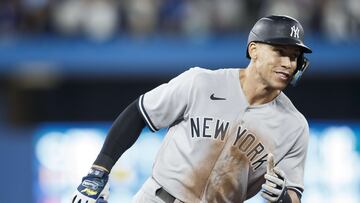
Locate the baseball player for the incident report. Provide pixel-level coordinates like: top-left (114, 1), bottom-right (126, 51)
top-left (72, 15), bottom-right (312, 203)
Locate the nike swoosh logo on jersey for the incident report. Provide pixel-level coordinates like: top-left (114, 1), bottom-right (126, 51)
top-left (210, 93), bottom-right (226, 100)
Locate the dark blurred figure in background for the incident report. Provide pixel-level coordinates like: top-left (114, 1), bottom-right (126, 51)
top-left (0, 0), bottom-right (52, 35)
top-left (0, 0), bottom-right (21, 35)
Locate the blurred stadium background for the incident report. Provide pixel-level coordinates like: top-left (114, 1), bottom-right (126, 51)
top-left (0, 0), bottom-right (360, 203)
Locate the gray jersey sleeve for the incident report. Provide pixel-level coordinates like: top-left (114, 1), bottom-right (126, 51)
top-left (278, 120), bottom-right (309, 195)
top-left (138, 67), bottom-right (201, 131)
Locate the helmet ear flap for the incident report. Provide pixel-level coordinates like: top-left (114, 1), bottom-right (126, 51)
top-left (290, 54), bottom-right (309, 86)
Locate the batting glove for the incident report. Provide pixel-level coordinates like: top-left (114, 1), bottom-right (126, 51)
top-left (72, 167), bottom-right (110, 203)
top-left (261, 154), bottom-right (292, 203)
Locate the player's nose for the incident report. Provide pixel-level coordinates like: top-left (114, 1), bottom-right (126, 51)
top-left (280, 56), bottom-right (292, 69)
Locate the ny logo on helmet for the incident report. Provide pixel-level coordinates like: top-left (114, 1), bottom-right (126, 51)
top-left (290, 25), bottom-right (300, 38)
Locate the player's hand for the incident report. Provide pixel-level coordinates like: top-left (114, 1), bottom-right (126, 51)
top-left (261, 153), bottom-right (291, 203)
top-left (72, 166), bottom-right (110, 203)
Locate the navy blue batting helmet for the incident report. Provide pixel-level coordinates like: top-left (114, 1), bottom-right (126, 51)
top-left (246, 15), bottom-right (312, 58)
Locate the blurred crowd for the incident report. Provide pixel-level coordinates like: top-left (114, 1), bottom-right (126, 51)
top-left (0, 0), bottom-right (360, 41)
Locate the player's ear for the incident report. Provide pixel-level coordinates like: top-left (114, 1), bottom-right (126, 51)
top-left (248, 42), bottom-right (257, 60)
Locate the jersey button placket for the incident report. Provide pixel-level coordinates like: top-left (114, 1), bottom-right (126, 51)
top-left (240, 107), bottom-right (250, 125)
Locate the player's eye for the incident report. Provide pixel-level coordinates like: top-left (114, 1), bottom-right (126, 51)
top-left (290, 54), bottom-right (298, 61)
top-left (273, 48), bottom-right (282, 55)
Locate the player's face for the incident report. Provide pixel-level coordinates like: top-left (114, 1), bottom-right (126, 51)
top-left (255, 43), bottom-right (300, 90)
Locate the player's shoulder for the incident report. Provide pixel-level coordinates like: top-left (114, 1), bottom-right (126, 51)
top-left (168, 67), bottom-right (234, 90)
top-left (277, 93), bottom-right (309, 129)
top-left (185, 66), bottom-right (238, 79)
top-left (186, 66), bottom-right (224, 74)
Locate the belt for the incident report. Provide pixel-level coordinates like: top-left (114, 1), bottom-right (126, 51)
top-left (155, 187), bottom-right (183, 203)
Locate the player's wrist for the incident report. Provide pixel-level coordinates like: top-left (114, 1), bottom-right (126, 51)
top-left (91, 164), bottom-right (110, 173)
top-left (276, 187), bottom-right (292, 203)
top-left (87, 167), bottom-right (109, 179)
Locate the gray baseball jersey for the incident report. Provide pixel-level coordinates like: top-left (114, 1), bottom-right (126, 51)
top-left (138, 67), bottom-right (309, 203)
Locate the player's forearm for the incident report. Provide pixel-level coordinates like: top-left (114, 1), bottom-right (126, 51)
top-left (93, 98), bottom-right (146, 171)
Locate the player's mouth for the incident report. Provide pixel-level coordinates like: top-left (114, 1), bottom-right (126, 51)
top-left (274, 71), bottom-right (290, 81)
